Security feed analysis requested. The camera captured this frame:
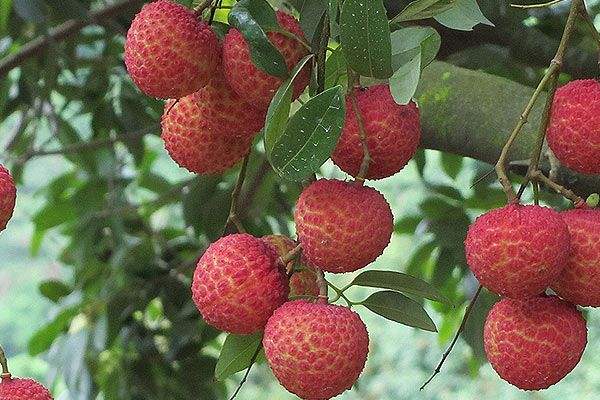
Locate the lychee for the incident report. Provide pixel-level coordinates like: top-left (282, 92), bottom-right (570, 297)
top-left (332, 85), bottom-right (421, 180)
top-left (294, 179), bottom-right (393, 273)
top-left (552, 209), bottom-right (600, 306)
top-left (191, 234), bottom-right (288, 334)
top-left (0, 377), bottom-right (53, 400)
top-left (160, 92), bottom-right (256, 174)
top-left (0, 165), bottom-right (16, 232)
top-left (223, 11), bottom-right (310, 109)
top-left (124, 0), bottom-right (219, 99)
top-left (484, 296), bottom-right (587, 390)
top-left (547, 79), bottom-right (600, 174)
top-left (263, 300), bottom-right (369, 400)
top-left (261, 235), bottom-right (319, 298)
top-left (464, 204), bottom-right (570, 298)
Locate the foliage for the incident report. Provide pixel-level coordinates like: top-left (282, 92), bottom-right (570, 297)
top-left (0, 0), bottom-right (598, 399)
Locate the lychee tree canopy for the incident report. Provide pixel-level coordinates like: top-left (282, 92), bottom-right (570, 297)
top-left (0, 0), bottom-right (599, 398)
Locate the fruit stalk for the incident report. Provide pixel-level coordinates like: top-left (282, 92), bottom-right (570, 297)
top-left (495, 0), bottom-right (583, 202)
top-left (347, 69), bottom-right (371, 183)
top-left (0, 344), bottom-right (10, 380)
top-left (224, 155), bottom-right (250, 235)
top-left (518, 0), bottom-right (584, 198)
top-left (314, 268), bottom-right (328, 303)
top-left (530, 170), bottom-right (585, 207)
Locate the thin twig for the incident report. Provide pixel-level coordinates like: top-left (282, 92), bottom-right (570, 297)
top-left (224, 154), bottom-right (251, 235)
top-left (420, 285), bottom-right (482, 391)
top-left (228, 341), bottom-right (263, 400)
top-left (531, 170), bottom-right (585, 206)
top-left (0, 0), bottom-right (144, 78)
top-left (0, 345), bottom-right (9, 379)
top-left (511, 0), bottom-right (565, 8)
top-left (279, 244), bottom-right (302, 266)
top-left (315, 268), bottom-right (329, 303)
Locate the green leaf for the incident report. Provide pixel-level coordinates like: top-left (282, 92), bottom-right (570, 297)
top-left (0, 0), bottom-right (11, 34)
top-left (324, 47), bottom-right (347, 89)
top-left (361, 290), bottom-right (437, 332)
top-left (392, 0), bottom-right (455, 23)
top-left (389, 27), bottom-right (441, 105)
top-left (340, 0), bottom-right (392, 79)
top-left (264, 54), bottom-right (314, 155)
top-left (29, 307), bottom-right (80, 355)
top-left (434, 0), bottom-right (494, 31)
top-left (228, 0), bottom-right (289, 78)
top-left (441, 153), bottom-right (464, 179)
top-left (215, 332), bottom-right (263, 381)
top-left (268, 86), bottom-right (345, 181)
top-left (351, 270), bottom-right (451, 304)
top-left (39, 280), bottom-right (72, 303)
top-left (297, 0), bottom-right (327, 43)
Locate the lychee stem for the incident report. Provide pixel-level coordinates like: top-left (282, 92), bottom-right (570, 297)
top-left (347, 69), bottom-right (371, 183)
top-left (315, 268), bottom-right (328, 304)
top-left (223, 154), bottom-right (250, 235)
top-left (531, 170), bottom-right (585, 207)
top-left (278, 244), bottom-right (302, 266)
top-left (0, 344), bottom-right (11, 381)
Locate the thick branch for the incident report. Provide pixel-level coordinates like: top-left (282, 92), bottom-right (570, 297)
top-left (0, 0), bottom-right (144, 78)
top-left (416, 61), bottom-right (600, 197)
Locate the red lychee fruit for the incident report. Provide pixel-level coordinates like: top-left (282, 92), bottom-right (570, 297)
top-left (263, 300), bottom-right (369, 400)
top-left (552, 209), bottom-right (600, 306)
top-left (484, 296), bottom-right (587, 390)
top-left (0, 165), bottom-right (16, 232)
top-left (332, 85), bottom-right (421, 180)
top-left (223, 11), bottom-right (310, 109)
top-left (124, 0), bottom-right (219, 99)
top-left (547, 79), bottom-right (600, 174)
top-left (464, 204), bottom-right (570, 298)
top-left (160, 89), bottom-right (258, 174)
top-left (294, 179), bottom-right (393, 273)
top-left (262, 235), bottom-right (320, 298)
top-left (191, 234), bottom-right (288, 334)
top-left (0, 377), bottom-right (53, 400)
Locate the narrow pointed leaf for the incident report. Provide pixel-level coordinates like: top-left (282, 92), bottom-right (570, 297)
top-left (361, 290), bottom-right (437, 332)
top-left (392, 0), bottom-right (455, 23)
top-left (215, 332), bottom-right (263, 381)
top-left (264, 54), bottom-right (314, 155)
top-left (229, 0), bottom-right (289, 78)
top-left (340, 0), bottom-right (392, 78)
top-left (269, 86), bottom-right (345, 181)
top-left (434, 0), bottom-right (494, 31)
top-left (351, 270), bottom-right (451, 304)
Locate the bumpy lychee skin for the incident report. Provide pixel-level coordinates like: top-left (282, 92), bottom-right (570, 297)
top-left (262, 235), bottom-right (320, 297)
top-left (332, 85), bottom-right (421, 180)
top-left (124, 0), bottom-right (219, 99)
top-left (191, 234), bottom-right (288, 334)
top-left (0, 165), bottom-right (16, 232)
top-left (464, 204), bottom-right (570, 298)
top-left (161, 93), bottom-right (255, 174)
top-left (552, 209), bottom-right (600, 306)
top-left (223, 11), bottom-right (310, 109)
top-left (295, 179), bottom-right (393, 273)
top-left (263, 300), bottom-right (369, 400)
top-left (0, 377), bottom-right (53, 400)
top-left (547, 79), bottom-right (600, 174)
top-left (484, 296), bottom-right (587, 390)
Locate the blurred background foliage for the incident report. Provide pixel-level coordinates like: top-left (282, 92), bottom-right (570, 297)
top-left (0, 0), bottom-right (599, 399)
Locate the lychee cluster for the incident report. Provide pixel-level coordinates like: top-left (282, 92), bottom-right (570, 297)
top-left (125, 1), bottom-right (309, 175)
top-left (465, 202), bottom-right (600, 389)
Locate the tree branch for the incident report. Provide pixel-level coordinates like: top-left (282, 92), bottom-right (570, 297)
top-left (0, 0), bottom-right (145, 78)
top-left (416, 61), bottom-right (600, 197)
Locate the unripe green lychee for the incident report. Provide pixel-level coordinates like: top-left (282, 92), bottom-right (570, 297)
top-left (484, 296), bottom-right (587, 390)
top-left (160, 90), bottom-right (256, 174)
top-left (191, 234), bottom-right (289, 334)
top-left (332, 85), bottom-right (421, 180)
top-left (124, 0), bottom-right (219, 99)
top-left (0, 377), bottom-right (53, 400)
top-left (464, 204), bottom-right (570, 298)
top-left (222, 11), bottom-right (310, 109)
top-left (263, 300), bottom-right (369, 400)
top-left (0, 165), bottom-right (16, 232)
top-left (552, 209), bottom-right (600, 306)
top-left (294, 179), bottom-right (393, 273)
top-left (547, 79), bottom-right (600, 174)
top-left (261, 235), bottom-right (319, 298)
